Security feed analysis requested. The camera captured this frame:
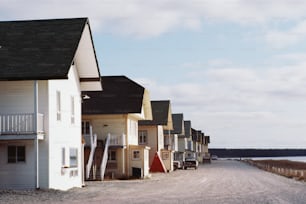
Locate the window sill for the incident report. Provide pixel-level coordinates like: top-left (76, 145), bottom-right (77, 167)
top-left (62, 166), bottom-right (78, 169)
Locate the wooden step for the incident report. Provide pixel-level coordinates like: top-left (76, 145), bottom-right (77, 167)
top-left (86, 146), bottom-right (104, 181)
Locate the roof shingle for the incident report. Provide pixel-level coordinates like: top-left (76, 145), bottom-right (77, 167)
top-left (0, 18), bottom-right (88, 80)
top-left (82, 76), bottom-right (145, 114)
top-left (139, 100), bottom-right (170, 126)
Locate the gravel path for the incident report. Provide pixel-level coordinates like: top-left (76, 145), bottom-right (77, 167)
top-left (1, 160), bottom-right (306, 204)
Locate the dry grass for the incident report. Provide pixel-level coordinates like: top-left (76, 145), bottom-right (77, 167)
top-left (245, 159), bottom-right (306, 181)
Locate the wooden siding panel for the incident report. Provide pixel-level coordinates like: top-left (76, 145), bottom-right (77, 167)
top-left (0, 81), bottom-right (34, 114)
top-left (0, 141), bottom-right (36, 189)
top-left (48, 65), bottom-right (82, 190)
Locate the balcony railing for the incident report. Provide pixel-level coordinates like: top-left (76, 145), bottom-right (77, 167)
top-left (108, 134), bottom-right (126, 147)
top-left (0, 113), bottom-right (44, 135)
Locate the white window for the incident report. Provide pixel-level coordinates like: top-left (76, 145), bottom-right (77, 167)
top-left (62, 147), bottom-right (66, 166)
top-left (129, 120), bottom-right (137, 137)
top-left (108, 150), bottom-right (116, 161)
top-left (138, 130), bottom-right (148, 145)
top-left (132, 150), bottom-right (140, 160)
top-left (71, 96), bottom-right (75, 124)
top-left (8, 145), bottom-right (25, 163)
top-left (56, 91), bottom-right (61, 121)
top-left (69, 148), bottom-right (78, 167)
top-left (82, 121), bottom-right (90, 135)
top-left (162, 151), bottom-right (169, 160)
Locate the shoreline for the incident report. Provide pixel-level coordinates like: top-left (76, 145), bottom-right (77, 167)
top-left (244, 159), bottom-right (306, 181)
top-left (1, 160), bottom-right (306, 204)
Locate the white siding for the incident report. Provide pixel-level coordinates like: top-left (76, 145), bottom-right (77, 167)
top-left (0, 80), bottom-right (50, 189)
top-left (157, 126), bottom-right (164, 153)
top-left (143, 149), bottom-right (150, 178)
top-left (48, 65), bottom-right (83, 190)
top-left (0, 81), bottom-right (34, 113)
top-left (38, 81), bottom-right (49, 189)
top-left (0, 141), bottom-right (36, 189)
top-left (138, 125), bottom-right (156, 166)
top-left (84, 115), bottom-right (127, 141)
top-left (128, 118), bottom-right (138, 145)
top-left (173, 134), bottom-right (178, 152)
top-left (177, 137), bottom-right (186, 152)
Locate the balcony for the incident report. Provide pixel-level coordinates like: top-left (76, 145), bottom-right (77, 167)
top-left (0, 113), bottom-right (44, 139)
top-left (108, 134), bottom-right (126, 147)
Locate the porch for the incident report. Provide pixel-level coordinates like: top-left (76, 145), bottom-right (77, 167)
top-left (83, 132), bottom-right (126, 181)
top-left (0, 113), bottom-right (44, 140)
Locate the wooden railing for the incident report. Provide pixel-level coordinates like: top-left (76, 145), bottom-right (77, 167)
top-left (85, 126), bottom-right (97, 179)
top-left (0, 113), bottom-right (44, 135)
top-left (109, 134), bottom-right (126, 146)
top-left (100, 134), bottom-right (110, 181)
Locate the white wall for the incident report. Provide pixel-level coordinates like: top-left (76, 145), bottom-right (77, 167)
top-left (157, 126), bottom-right (164, 153)
top-left (127, 117), bottom-right (138, 145)
top-left (0, 81), bottom-right (34, 113)
top-left (173, 134), bottom-right (178, 152)
top-left (160, 149), bottom-right (173, 172)
top-left (38, 80), bottom-right (49, 189)
top-left (0, 80), bottom-right (50, 189)
top-left (0, 141), bottom-right (36, 189)
top-left (84, 114), bottom-right (127, 141)
top-left (138, 125), bottom-right (157, 166)
top-left (177, 137), bottom-right (187, 152)
top-left (129, 145), bottom-right (150, 178)
top-left (48, 65), bottom-right (83, 190)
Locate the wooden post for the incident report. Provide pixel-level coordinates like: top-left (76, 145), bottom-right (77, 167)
top-left (34, 80), bottom-right (39, 189)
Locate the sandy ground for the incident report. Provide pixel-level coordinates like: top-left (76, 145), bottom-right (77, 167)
top-left (1, 160), bottom-right (306, 204)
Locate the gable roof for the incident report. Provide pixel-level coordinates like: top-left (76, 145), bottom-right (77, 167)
top-left (184, 121), bottom-right (191, 138)
top-left (170, 113), bottom-right (184, 134)
top-left (82, 76), bottom-right (151, 116)
top-left (139, 100), bottom-right (170, 126)
top-left (0, 18), bottom-right (102, 88)
top-left (191, 128), bottom-right (203, 142)
top-left (205, 136), bottom-right (210, 144)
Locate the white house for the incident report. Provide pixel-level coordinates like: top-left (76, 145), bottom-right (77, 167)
top-left (0, 18), bottom-right (102, 190)
top-left (82, 76), bottom-right (152, 180)
top-left (138, 100), bottom-right (173, 172)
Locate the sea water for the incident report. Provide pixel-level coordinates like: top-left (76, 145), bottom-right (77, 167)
top-left (250, 156), bottom-right (306, 163)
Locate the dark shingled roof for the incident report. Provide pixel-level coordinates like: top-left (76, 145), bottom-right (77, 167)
top-left (82, 76), bottom-right (145, 114)
top-left (139, 100), bottom-right (170, 126)
top-left (170, 113), bottom-right (184, 134)
top-left (205, 136), bottom-right (210, 144)
top-left (184, 121), bottom-right (191, 138)
top-left (191, 128), bottom-right (202, 142)
top-left (0, 18), bottom-right (88, 80)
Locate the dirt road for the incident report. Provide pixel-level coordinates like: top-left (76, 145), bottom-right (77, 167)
top-left (1, 160), bottom-right (306, 204)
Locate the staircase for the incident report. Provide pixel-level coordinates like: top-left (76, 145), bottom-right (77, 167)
top-left (88, 146), bottom-right (104, 180)
top-left (84, 134), bottom-right (111, 181)
top-left (88, 146), bottom-right (104, 181)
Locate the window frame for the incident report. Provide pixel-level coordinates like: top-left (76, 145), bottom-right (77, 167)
top-left (71, 96), bottom-right (75, 124)
top-left (132, 150), bottom-right (141, 160)
top-left (69, 148), bottom-right (78, 167)
top-left (56, 91), bottom-right (61, 121)
top-left (108, 150), bottom-right (117, 161)
top-left (62, 147), bottom-right (66, 167)
top-left (138, 130), bottom-right (148, 145)
top-left (82, 121), bottom-right (90, 135)
top-left (7, 145), bottom-right (26, 163)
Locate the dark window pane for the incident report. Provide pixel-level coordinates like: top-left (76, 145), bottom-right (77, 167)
top-left (8, 146), bottom-right (16, 163)
top-left (70, 148), bottom-right (78, 167)
top-left (17, 146), bottom-right (25, 162)
top-left (85, 122), bottom-right (90, 134)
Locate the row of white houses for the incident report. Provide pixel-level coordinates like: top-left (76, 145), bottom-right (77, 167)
top-left (0, 17), bottom-right (210, 190)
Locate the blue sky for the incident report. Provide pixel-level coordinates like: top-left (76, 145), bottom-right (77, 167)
top-left (2, 0), bottom-right (306, 148)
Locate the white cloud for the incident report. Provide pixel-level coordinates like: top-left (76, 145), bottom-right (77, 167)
top-left (265, 20), bottom-right (306, 48)
top-left (136, 57), bottom-right (306, 147)
top-left (2, 0), bottom-right (306, 38)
